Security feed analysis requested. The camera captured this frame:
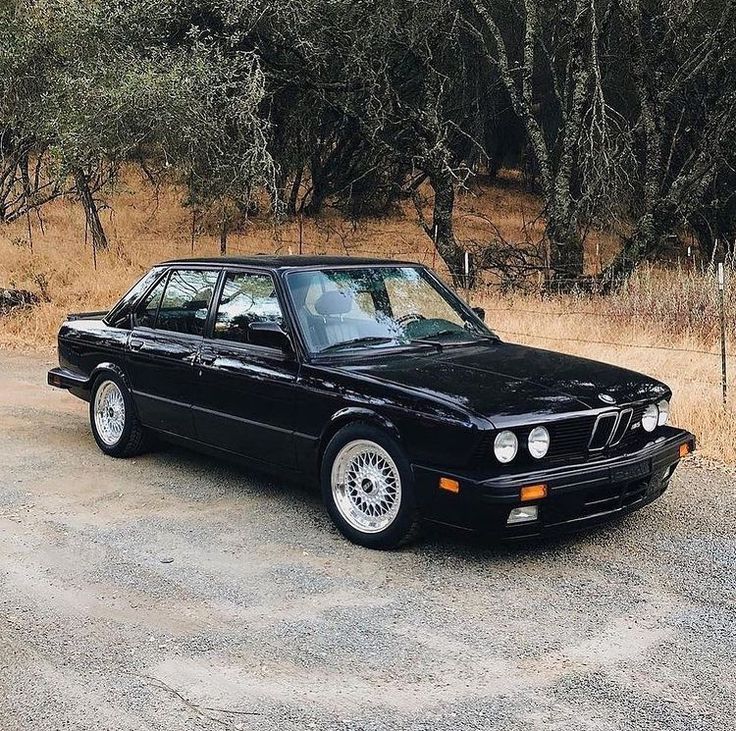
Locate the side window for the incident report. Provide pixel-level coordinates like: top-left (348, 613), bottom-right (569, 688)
top-left (156, 269), bottom-right (219, 336)
top-left (213, 272), bottom-right (283, 344)
top-left (107, 266), bottom-right (164, 327)
top-left (134, 275), bottom-right (167, 329)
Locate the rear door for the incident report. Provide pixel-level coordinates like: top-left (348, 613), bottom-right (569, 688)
top-left (193, 269), bottom-right (300, 466)
top-left (126, 267), bottom-right (220, 438)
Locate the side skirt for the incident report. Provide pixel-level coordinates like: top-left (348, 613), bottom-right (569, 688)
top-left (148, 427), bottom-right (312, 487)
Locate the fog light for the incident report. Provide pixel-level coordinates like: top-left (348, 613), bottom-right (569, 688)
top-left (507, 506), bottom-right (539, 525)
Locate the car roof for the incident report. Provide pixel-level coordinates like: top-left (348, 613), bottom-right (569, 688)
top-left (160, 255), bottom-right (420, 270)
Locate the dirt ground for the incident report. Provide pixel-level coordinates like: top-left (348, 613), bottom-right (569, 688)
top-left (1, 351), bottom-right (734, 731)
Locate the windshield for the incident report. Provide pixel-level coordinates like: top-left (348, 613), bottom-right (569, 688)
top-left (285, 266), bottom-right (493, 354)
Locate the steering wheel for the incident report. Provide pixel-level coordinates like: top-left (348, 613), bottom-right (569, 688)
top-left (396, 313), bottom-right (426, 325)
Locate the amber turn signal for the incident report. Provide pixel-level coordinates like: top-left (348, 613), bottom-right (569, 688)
top-left (520, 484), bottom-right (548, 502)
top-left (439, 477), bottom-right (460, 494)
top-left (679, 442), bottom-right (692, 458)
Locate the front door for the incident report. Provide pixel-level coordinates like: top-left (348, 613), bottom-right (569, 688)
top-left (192, 270), bottom-right (300, 467)
top-left (126, 267), bottom-right (220, 438)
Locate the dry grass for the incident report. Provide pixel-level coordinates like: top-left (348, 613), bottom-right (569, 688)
top-left (0, 168), bottom-right (553, 345)
top-left (0, 170), bottom-right (732, 462)
top-left (476, 287), bottom-right (736, 463)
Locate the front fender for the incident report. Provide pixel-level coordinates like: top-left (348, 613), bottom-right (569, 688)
top-left (324, 407), bottom-right (403, 445)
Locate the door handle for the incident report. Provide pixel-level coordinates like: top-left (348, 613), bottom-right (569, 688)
top-left (130, 338), bottom-right (144, 351)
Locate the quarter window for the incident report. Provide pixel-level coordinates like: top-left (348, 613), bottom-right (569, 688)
top-left (155, 269), bottom-right (219, 336)
top-left (213, 272), bottom-right (283, 344)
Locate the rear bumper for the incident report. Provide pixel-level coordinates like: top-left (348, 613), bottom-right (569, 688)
top-left (47, 367), bottom-right (91, 400)
top-left (413, 426), bottom-right (695, 537)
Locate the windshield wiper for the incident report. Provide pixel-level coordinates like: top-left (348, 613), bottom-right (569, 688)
top-left (410, 330), bottom-right (497, 348)
top-left (415, 329), bottom-right (489, 341)
top-left (319, 336), bottom-right (397, 353)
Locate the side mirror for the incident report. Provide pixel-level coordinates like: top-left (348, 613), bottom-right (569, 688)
top-left (248, 321), bottom-right (292, 352)
top-left (472, 306), bottom-right (485, 322)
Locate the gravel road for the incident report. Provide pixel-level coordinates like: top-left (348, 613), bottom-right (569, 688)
top-left (1, 351), bottom-right (734, 731)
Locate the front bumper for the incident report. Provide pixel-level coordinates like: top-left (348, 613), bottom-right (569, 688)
top-left (413, 426), bottom-right (695, 537)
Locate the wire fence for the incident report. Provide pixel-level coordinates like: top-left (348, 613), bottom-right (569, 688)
top-left (448, 256), bottom-right (732, 403)
top-left (214, 238), bottom-right (733, 399)
top-left (490, 328), bottom-right (729, 358)
top-left (93, 223), bottom-right (733, 401)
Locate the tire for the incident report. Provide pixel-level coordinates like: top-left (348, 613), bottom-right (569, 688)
top-left (321, 423), bottom-right (420, 549)
top-left (89, 372), bottom-right (149, 458)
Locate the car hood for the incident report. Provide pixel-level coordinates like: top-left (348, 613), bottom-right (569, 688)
top-left (336, 341), bottom-right (668, 425)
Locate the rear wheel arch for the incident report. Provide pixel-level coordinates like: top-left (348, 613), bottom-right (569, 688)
top-left (89, 362), bottom-right (145, 423)
top-left (90, 361), bottom-right (130, 389)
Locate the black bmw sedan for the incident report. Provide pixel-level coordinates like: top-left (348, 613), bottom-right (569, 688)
top-left (48, 256), bottom-right (695, 548)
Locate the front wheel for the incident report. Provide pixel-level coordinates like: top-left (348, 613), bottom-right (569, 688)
top-left (321, 423), bottom-right (420, 549)
top-left (90, 373), bottom-right (149, 457)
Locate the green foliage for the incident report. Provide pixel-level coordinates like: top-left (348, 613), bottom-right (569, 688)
top-left (1, 0), bottom-right (735, 276)
top-left (0, 0), bottom-right (275, 218)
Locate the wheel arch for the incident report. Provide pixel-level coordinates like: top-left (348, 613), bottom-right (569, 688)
top-left (90, 361), bottom-right (130, 389)
top-left (88, 362), bottom-right (141, 418)
top-left (318, 408), bottom-right (403, 470)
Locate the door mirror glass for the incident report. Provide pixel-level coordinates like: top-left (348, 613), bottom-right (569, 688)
top-left (248, 321), bottom-right (292, 351)
top-left (472, 306), bottom-right (485, 322)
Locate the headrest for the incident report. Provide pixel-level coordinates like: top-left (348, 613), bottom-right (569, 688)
top-left (314, 290), bottom-right (354, 316)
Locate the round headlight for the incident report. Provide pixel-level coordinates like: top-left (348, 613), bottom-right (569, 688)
top-left (528, 426), bottom-right (550, 459)
top-left (494, 430), bottom-right (518, 463)
top-left (642, 403), bottom-right (659, 432)
top-left (657, 399), bottom-right (670, 426)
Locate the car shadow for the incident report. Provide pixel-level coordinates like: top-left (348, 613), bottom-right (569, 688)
top-left (145, 440), bottom-right (638, 560)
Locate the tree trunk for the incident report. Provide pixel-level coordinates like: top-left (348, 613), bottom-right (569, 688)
top-left (546, 194), bottom-right (584, 283)
top-left (547, 224), bottom-right (584, 281)
top-left (599, 201), bottom-right (678, 290)
top-left (219, 214), bottom-right (228, 255)
top-left (288, 166), bottom-right (303, 216)
top-left (304, 152), bottom-right (328, 216)
top-left (74, 169), bottom-right (108, 251)
top-left (429, 171), bottom-right (464, 283)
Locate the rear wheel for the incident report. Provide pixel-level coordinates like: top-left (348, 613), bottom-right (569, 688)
top-left (90, 373), bottom-right (149, 457)
top-left (321, 423), bottom-right (420, 549)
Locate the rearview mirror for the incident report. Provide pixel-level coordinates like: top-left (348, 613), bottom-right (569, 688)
top-left (472, 306), bottom-right (486, 322)
top-left (248, 321), bottom-right (292, 352)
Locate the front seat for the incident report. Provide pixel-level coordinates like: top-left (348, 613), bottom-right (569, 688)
top-left (313, 290), bottom-right (360, 347)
